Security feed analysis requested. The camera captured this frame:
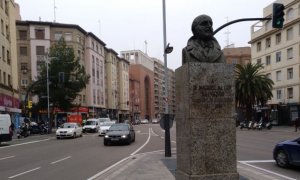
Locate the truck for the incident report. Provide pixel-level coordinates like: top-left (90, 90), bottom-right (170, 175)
top-left (0, 114), bottom-right (13, 144)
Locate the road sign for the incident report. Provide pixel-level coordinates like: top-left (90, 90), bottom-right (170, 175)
top-left (160, 114), bottom-right (173, 130)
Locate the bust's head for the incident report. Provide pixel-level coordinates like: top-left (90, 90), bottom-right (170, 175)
top-left (191, 15), bottom-right (213, 41)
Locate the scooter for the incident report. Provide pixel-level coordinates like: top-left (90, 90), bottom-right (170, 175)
top-left (17, 124), bottom-right (30, 139)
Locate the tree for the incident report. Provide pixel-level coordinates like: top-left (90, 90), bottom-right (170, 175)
top-left (32, 39), bottom-right (90, 128)
top-left (235, 63), bottom-right (274, 122)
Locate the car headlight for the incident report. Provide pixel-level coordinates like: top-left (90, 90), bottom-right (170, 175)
top-left (121, 135), bottom-right (127, 138)
top-left (104, 135), bottom-right (109, 138)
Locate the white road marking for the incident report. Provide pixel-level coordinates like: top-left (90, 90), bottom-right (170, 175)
top-left (239, 160), bottom-right (275, 163)
top-left (0, 155), bottom-right (15, 161)
top-left (0, 138), bottom-right (50, 149)
top-left (150, 128), bottom-right (159, 136)
top-left (87, 128), bottom-right (152, 180)
top-left (50, 156), bottom-right (72, 165)
top-left (239, 161), bottom-right (297, 180)
top-left (8, 167), bottom-right (41, 179)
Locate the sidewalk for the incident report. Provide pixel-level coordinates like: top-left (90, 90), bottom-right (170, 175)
top-left (92, 150), bottom-right (283, 180)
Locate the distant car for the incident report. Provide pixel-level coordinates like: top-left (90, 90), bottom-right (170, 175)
top-left (151, 118), bottom-right (160, 124)
top-left (56, 122), bottom-right (83, 139)
top-left (132, 119), bottom-right (140, 125)
top-left (104, 123), bottom-right (135, 145)
top-left (273, 136), bottom-right (300, 168)
top-left (140, 119), bottom-right (149, 124)
top-left (83, 118), bottom-right (100, 133)
top-left (98, 118), bottom-right (111, 125)
top-left (98, 121), bottom-right (115, 136)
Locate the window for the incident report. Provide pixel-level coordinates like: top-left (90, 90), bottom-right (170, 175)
top-left (287, 68), bottom-right (293, 79)
top-left (0, 0), bottom-right (3, 9)
top-left (1, 19), bottom-right (3, 34)
top-left (54, 32), bottom-right (62, 41)
top-left (36, 46), bottom-right (45, 55)
top-left (286, 8), bottom-right (294, 20)
top-left (276, 71), bottom-right (282, 81)
top-left (257, 58), bottom-right (261, 64)
top-left (35, 29), bottom-right (45, 39)
top-left (266, 73), bottom-right (271, 80)
top-left (3, 71), bottom-right (6, 85)
top-left (21, 79), bottom-right (28, 86)
top-left (19, 30), bottom-right (27, 40)
top-left (0, 70), bottom-right (1, 84)
top-left (8, 74), bottom-right (11, 86)
top-left (287, 28), bottom-right (293, 40)
top-left (64, 33), bottom-right (72, 41)
top-left (275, 33), bottom-right (281, 44)
top-left (265, 38), bottom-right (271, 48)
top-left (232, 58), bottom-right (237, 64)
top-left (287, 48), bottom-right (293, 59)
top-left (266, 55), bottom-right (271, 65)
top-left (5, 25), bottom-right (9, 39)
top-left (2, 46), bottom-right (5, 62)
top-left (257, 42), bottom-right (261, 52)
top-left (276, 89), bottom-right (282, 99)
top-left (276, 51), bottom-right (281, 62)
top-left (287, 88), bottom-right (293, 99)
top-left (6, 50), bottom-right (10, 65)
top-left (21, 63), bottom-right (28, 70)
top-left (20, 47), bottom-right (27, 56)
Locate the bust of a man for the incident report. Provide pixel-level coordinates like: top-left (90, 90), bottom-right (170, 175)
top-left (182, 15), bottom-right (225, 64)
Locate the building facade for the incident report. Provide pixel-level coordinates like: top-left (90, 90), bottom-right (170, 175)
top-left (223, 47), bottom-right (251, 65)
top-left (249, 0), bottom-right (300, 125)
top-left (0, 0), bottom-right (21, 125)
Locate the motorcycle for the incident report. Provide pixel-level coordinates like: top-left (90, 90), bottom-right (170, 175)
top-left (17, 124), bottom-right (30, 139)
top-left (240, 121), bottom-right (248, 129)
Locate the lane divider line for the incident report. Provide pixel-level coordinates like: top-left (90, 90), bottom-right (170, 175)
top-left (0, 138), bottom-right (50, 149)
top-left (0, 155), bottom-right (15, 161)
top-left (239, 161), bottom-right (296, 180)
top-left (50, 156), bottom-right (72, 165)
top-left (8, 167), bottom-right (41, 179)
top-left (150, 128), bottom-right (159, 136)
top-left (87, 128), bottom-right (152, 180)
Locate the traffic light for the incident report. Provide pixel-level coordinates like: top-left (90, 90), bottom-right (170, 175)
top-left (272, 3), bottom-right (285, 28)
top-left (28, 100), bottom-right (32, 109)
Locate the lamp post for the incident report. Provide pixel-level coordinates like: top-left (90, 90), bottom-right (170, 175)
top-left (162, 0), bottom-right (173, 157)
top-left (46, 56), bottom-right (50, 133)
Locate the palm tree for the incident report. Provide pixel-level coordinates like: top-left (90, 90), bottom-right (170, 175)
top-left (235, 63), bottom-right (274, 122)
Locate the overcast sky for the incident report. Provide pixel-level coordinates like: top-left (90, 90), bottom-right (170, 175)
top-left (15, 0), bottom-right (276, 70)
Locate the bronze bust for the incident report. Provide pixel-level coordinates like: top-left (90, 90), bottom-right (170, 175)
top-left (182, 15), bottom-right (225, 64)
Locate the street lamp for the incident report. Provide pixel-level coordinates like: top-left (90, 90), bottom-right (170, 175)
top-left (46, 56), bottom-right (50, 133)
top-left (162, 0), bottom-right (172, 157)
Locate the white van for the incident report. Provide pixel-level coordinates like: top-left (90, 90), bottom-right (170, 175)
top-left (0, 114), bottom-right (13, 144)
top-left (82, 118), bottom-right (100, 133)
top-left (98, 117), bottom-right (111, 125)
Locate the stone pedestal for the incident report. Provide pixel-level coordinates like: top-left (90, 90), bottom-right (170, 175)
top-left (175, 62), bottom-right (239, 180)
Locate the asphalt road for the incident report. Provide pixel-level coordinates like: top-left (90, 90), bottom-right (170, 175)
top-left (0, 124), bottom-right (299, 180)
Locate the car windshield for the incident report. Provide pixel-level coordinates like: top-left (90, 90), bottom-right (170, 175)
top-left (99, 118), bottom-right (110, 123)
top-left (101, 122), bottom-right (114, 127)
top-left (109, 124), bottom-right (129, 131)
top-left (61, 123), bottom-right (76, 128)
top-left (85, 121), bottom-right (97, 125)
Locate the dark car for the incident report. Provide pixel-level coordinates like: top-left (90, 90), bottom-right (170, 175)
top-left (273, 136), bottom-right (300, 168)
top-left (104, 123), bottom-right (135, 146)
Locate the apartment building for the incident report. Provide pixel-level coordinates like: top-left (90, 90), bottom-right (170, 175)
top-left (223, 47), bottom-right (251, 65)
top-left (0, 0), bottom-right (21, 121)
top-left (153, 58), bottom-right (176, 119)
top-left (85, 32), bottom-right (106, 118)
top-left (105, 48), bottom-right (130, 121)
top-left (249, 0), bottom-right (300, 125)
top-left (15, 20), bottom-right (130, 125)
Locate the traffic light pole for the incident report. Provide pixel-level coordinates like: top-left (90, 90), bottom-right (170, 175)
top-left (213, 18), bottom-right (271, 35)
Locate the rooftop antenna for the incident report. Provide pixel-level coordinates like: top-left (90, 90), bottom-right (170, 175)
top-left (144, 40), bottom-right (148, 54)
top-left (53, 0), bottom-right (57, 22)
top-left (224, 16), bottom-right (231, 47)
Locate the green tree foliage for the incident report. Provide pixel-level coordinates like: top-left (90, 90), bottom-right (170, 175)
top-left (235, 63), bottom-right (274, 122)
top-left (32, 39), bottom-right (90, 119)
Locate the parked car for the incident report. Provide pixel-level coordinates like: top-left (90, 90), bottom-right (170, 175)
top-left (140, 119), bottom-right (149, 124)
top-left (273, 136), bottom-right (300, 168)
top-left (104, 123), bottom-right (135, 145)
top-left (56, 122), bottom-right (83, 139)
top-left (151, 118), bottom-right (160, 124)
top-left (83, 118), bottom-right (100, 133)
top-left (98, 121), bottom-right (115, 136)
top-left (132, 119), bottom-right (141, 125)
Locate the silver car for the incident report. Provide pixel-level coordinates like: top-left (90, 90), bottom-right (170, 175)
top-left (98, 121), bottom-right (115, 136)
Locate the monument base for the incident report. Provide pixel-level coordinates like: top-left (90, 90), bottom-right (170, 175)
top-left (175, 63), bottom-right (238, 180)
top-left (176, 170), bottom-right (239, 180)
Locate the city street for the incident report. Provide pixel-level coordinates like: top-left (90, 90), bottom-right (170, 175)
top-left (0, 124), bottom-right (299, 180)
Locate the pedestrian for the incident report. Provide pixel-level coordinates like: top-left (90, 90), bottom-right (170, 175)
top-left (294, 117), bottom-right (299, 132)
